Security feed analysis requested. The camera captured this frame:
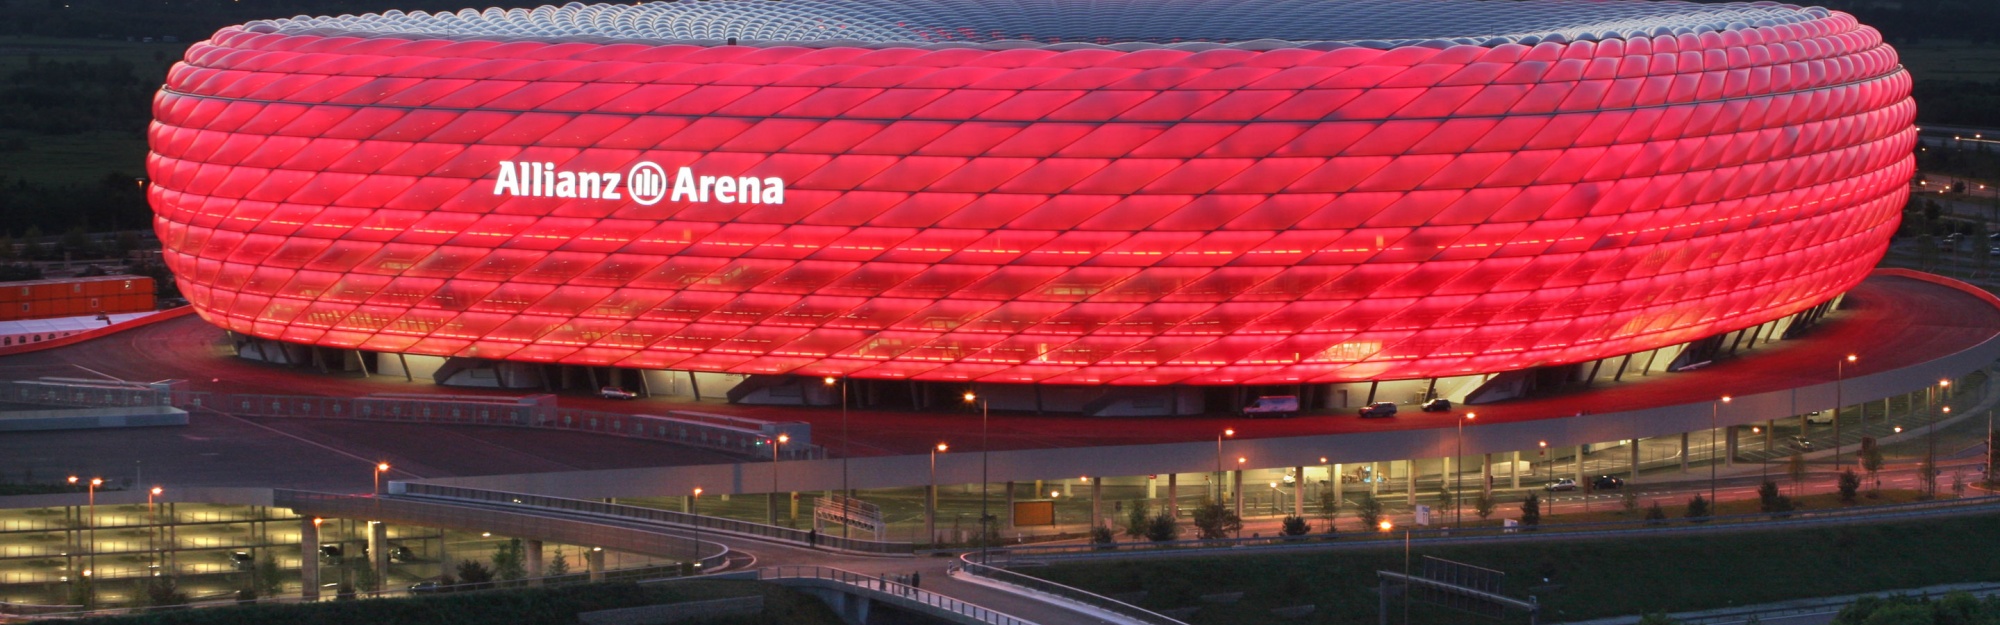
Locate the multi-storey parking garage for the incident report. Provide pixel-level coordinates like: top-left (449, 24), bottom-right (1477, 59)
top-left (147, 0), bottom-right (1913, 412)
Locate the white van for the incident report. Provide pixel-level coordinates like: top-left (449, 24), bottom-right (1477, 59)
top-left (1244, 395), bottom-right (1300, 418)
top-left (1804, 410), bottom-right (1833, 424)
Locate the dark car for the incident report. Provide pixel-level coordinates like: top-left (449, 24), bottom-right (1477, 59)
top-left (408, 581), bottom-right (444, 594)
top-left (1358, 402), bottom-right (1398, 418)
top-left (599, 386), bottom-right (638, 400)
top-left (387, 545), bottom-right (414, 563)
top-left (1790, 435), bottom-right (1814, 450)
top-left (1544, 478), bottom-right (1577, 491)
top-left (1591, 475), bottom-right (1625, 490)
top-left (318, 544), bottom-right (343, 564)
top-left (1420, 398), bottom-right (1453, 412)
top-left (229, 550), bottom-right (254, 571)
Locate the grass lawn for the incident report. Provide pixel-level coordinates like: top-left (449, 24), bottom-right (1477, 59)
top-left (61, 580), bottom-right (844, 625)
top-left (1031, 507), bottom-right (2000, 625)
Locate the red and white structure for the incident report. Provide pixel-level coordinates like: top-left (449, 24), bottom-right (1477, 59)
top-left (147, 0), bottom-right (1911, 401)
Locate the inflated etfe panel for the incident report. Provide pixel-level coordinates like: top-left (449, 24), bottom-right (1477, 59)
top-left (148, 0), bottom-right (1912, 386)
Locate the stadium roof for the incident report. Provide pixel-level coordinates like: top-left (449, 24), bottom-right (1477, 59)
top-left (245, 0), bottom-right (1833, 50)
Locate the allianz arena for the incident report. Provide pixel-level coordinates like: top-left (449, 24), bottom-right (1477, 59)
top-left (147, 0), bottom-right (1912, 397)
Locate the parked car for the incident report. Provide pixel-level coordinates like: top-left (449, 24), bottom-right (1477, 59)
top-left (1804, 410), bottom-right (1833, 424)
top-left (408, 581), bottom-right (444, 594)
top-left (1790, 435), bottom-right (1814, 450)
top-left (1358, 402), bottom-right (1398, 418)
top-left (229, 550), bottom-right (254, 571)
top-left (387, 545), bottom-right (413, 563)
top-left (1544, 478), bottom-right (1578, 491)
top-left (1243, 395), bottom-right (1300, 418)
top-left (318, 544), bottom-right (343, 564)
top-left (1420, 398), bottom-right (1453, 412)
top-left (1591, 475), bottom-right (1625, 490)
top-left (599, 386), bottom-right (638, 400)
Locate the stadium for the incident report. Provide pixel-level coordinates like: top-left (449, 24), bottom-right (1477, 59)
top-left (146, 0), bottom-right (1914, 414)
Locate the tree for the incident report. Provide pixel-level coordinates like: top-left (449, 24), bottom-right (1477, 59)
top-left (1621, 489), bottom-right (1639, 515)
top-left (1644, 501), bottom-right (1668, 524)
top-left (1920, 451), bottom-right (1941, 499)
top-left (1988, 431), bottom-right (2000, 487)
top-left (1474, 491), bottom-right (1496, 521)
top-left (549, 548), bottom-right (570, 576)
top-left (1122, 499), bottom-right (1150, 540)
top-left (455, 559), bottom-right (494, 589)
top-left (1144, 513), bottom-right (1179, 542)
top-left (1637, 613), bottom-right (1684, 625)
top-left (1520, 492), bottom-right (1541, 527)
top-left (254, 553), bottom-right (283, 598)
top-left (1317, 490), bottom-right (1341, 524)
top-left (1355, 492), bottom-right (1383, 530)
top-left (1280, 515), bottom-right (1310, 538)
top-left (1838, 469), bottom-right (1861, 503)
top-left (1190, 499), bottom-right (1242, 540)
top-left (1685, 495), bottom-right (1711, 522)
top-left (68, 573), bottom-right (94, 609)
top-left (140, 576), bottom-right (187, 608)
top-left (1788, 452), bottom-right (1809, 498)
top-left (1089, 524), bottom-right (1116, 548)
top-left (491, 538), bottom-right (525, 582)
top-left (1759, 481), bottom-right (1783, 512)
top-left (1862, 445), bottom-right (1886, 496)
top-left (351, 561), bottom-right (379, 595)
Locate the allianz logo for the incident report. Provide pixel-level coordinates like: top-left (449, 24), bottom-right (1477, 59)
top-left (492, 161), bottom-right (785, 206)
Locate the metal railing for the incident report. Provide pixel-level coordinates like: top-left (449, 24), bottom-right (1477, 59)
top-left (277, 490), bottom-right (732, 570)
top-left (176, 391), bottom-right (820, 461)
top-left (398, 484), bottom-right (912, 556)
top-left (1, 378), bottom-right (178, 409)
top-left (958, 555), bottom-right (1188, 625)
top-left (760, 565), bottom-right (1033, 625)
top-left (976, 491), bottom-right (2000, 563)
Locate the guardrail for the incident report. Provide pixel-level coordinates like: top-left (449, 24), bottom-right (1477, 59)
top-left (180, 391), bottom-right (821, 460)
top-left (398, 484), bottom-right (912, 556)
top-left (976, 491), bottom-right (2000, 563)
top-left (760, 565), bottom-right (1033, 625)
top-left (1, 378), bottom-right (179, 408)
top-left (958, 555), bottom-right (1188, 625)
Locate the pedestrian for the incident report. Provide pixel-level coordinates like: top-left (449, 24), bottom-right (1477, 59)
top-left (808, 528), bottom-right (817, 547)
top-left (911, 571), bottom-right (921, 589)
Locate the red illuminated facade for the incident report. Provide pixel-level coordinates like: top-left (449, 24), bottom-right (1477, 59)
top-left (148, 3), bottom-right (1912, 387)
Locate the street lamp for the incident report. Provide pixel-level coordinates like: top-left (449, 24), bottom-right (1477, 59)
top-left (1456, 412), bottom-right (1475, 529)
top-left (769, 434), bottom-right (789, 525)
top-left (1712, 396), bottom-right (1731, 507)
top-left (690, 487), bottom-right (703, 569)
top-left (824, 377), bottom-right (850, 541)
top-left (927, 442), bottom-right (948, 546)
top-left (1538, 441), bottom-right (1551, 516)
top-left (1836, 354), bottom-right (1856, 469)
top-left (1215, 428), bottom-right (1234, 501)
top-left (70, 476), bottom-right (102, 579)
top-left (962, 391), bottom-right (991, 564)
top-left (374, 462), bottom-right (390, 495)
top-left (147, 486), bottom-right (163, 576)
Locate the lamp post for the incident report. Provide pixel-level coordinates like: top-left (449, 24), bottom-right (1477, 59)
top-left (927, 442), bottom-right (948, 546)
top-left (1215, 428), bottom-right (1235, 501)
top-left (1050, 490), bottom-right (1063, 534)
top-left (1836, 354), bottom-right (1856, 469)
top-left (1538, 441), bottom-right (1550, 516)
top-left (962, 392), bottom-right (991, 564)
top-left (1456, 412), bottom-right (1475, 529)
top-left (147, 486), bottom-right (162, 575)
top-left (70, 476), bottom-right (102, 579)
top-left (690, 487), bottom-right (703, 570)
top-left (1235, 456), bottom-right (1247, 539)
top-left (1711, 396), bottom-right (1731, 508)
top-left (824, 377), bottom-right (849, 541)
top-left (769, 434), bottom-right (789, 525)
top-left (374, 462), bottom-right (390, 495)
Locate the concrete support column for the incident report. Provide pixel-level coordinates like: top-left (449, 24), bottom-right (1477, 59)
top-left (368, 521), bottom-right (387, 593)
top-left (299, 517), bottom-right (319, 601)
top-left (1630, 439), bottom-right (1641, 479)
top-left (1228, 470), bottom-right (1243, 522)
top-left (1004, 481), bottom-right (1016, 529)
top-left (1405, 460), bottom-right (1416, 506)
top-left (1147, 475), bottom-right (1157, 499)
top-left (1166, 474), bottom-right (1178, 518)
top-left (1333, 464), bottom-right (1345, 502)
top-left (1766, 420), bottom-right (1775, 455)
top-left (436, 529), bottom-right (449, 583)
top-left (586, 548), bottom-right (605, 582)
top-left (1726, 427), bottom-right (1738, 467)
top-left (767, 492), bottom-right (778, 525)
top-left (1293, 466), bottom-right (1305, 516)
top-left (1680, 433), bottom-right (1691, 473)
top-left (923, 484), bottom-right (937, 545)
top-left (524, 540), bottom-right (543, 585)
top-left (1482, 454), bottom-right (1493, 495)
top-left (1510, 452), bottom-right (1521, 489)
top-left (1089, 477), bottom-right (1102, 530)
top-left (1370, 462), bottom-right (1380, 496)
top-left (1574, 446), bottom-right (1586, 484)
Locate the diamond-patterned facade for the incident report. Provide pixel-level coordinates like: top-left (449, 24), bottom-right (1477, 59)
top-left (148, 2), bottom-right (1912, 386)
